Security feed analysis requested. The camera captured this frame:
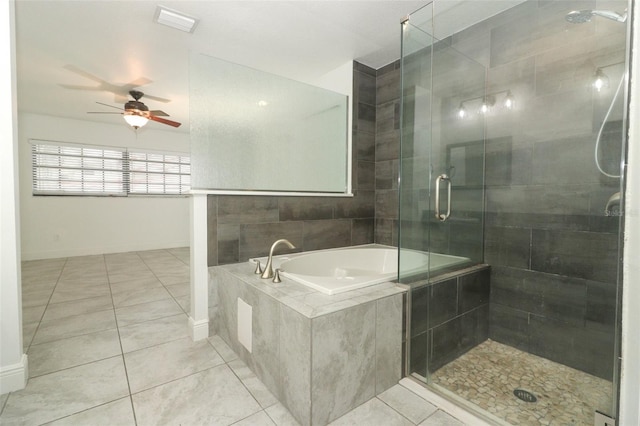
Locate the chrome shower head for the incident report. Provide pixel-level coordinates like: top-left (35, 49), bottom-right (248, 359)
top-left (566, 9), bottom-right (627, 23)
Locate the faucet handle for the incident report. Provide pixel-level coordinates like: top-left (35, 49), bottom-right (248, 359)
top-left (254, 260), bottom-right (263, 275)
top-left (273, 268), bottom-right (282, 283)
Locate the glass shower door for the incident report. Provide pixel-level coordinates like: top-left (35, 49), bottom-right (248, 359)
top-left (400, 2), bottom-right (487, 381)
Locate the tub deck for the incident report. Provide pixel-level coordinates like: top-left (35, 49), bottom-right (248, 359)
top-left (251, 244), bottom-right (469, 295)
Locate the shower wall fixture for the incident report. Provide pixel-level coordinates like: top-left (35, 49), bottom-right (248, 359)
top-left (456, 89), bottom-right (514, 119)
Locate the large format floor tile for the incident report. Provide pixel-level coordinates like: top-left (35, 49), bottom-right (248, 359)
top-left (419, 410), bottom-right (465, 426)
top-left (131, 364), bottom-right (262, 426)
top-left (109, 277), bottom-right (163, 295)
top-left (115, 298), bottom-right (183, 327)
top-left (0, 357), bottom-right (129, 425)
top-left (234, 410), bottom-right (277, 426)
top-left (378, 383), bottom-right (438, 424)
top-left (108, 269), bottom-right (157, 284)
top-left (28, 329), bottom-right (121, 378)
top-left (118, 313), bottom-right (188, 353)
top-left (22, 304), bottom-right (47, 326)
top-left (47, 397), bottom-right (135, 426)
top-left (328, 398), bottom-right (414, 426)
top-left (32, 309), bottom-right (117, 345)
top-left (48, 284), bottom-right (111, 304)
top-left (41, 295), bottom-right (113, 322)
top-left (21, 287), bottom-right (55, 308)
top-left (111, 286), bottom-right (172, 308)
top-left (228, 359), bottom-right (278, 409)
top-left (124, 336), bottom-right (224, 393)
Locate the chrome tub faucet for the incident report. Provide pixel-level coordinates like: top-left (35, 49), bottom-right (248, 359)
top-left (261, 239), bottom-right (296, 279)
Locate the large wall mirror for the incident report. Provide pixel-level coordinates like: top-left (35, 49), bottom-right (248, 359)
top-left (190, 53), bottom-right (350, 194)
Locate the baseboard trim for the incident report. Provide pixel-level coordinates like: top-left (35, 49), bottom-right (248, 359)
top-left (0, 354), bottom-right (28, 395)
top-left (189, 316), bottom-right (209, 342)
top-left (22, 242), bottom-right (190, 261)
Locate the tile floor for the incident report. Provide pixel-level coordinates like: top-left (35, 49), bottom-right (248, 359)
top-left (431, 340), bottom-right (613, 425)
top-left (1, 248), bottom-right (466, 426)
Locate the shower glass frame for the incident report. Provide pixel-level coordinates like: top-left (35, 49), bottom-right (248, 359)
top-left (399, 0), bottom-right (487, 381)
top-left (399, 0), bottom-right (630, 423)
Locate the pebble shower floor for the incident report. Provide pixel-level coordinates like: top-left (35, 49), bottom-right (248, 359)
top-left (431, 339), bottom-right (612, 425)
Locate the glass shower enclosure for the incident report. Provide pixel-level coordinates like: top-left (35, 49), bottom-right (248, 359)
top-left (399, 1), bottom-right (629, 424)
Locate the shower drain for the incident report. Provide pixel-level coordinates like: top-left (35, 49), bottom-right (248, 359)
top-left (513, 389), bottom-right (537, 403)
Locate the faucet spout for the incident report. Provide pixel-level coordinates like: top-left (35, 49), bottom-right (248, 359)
top-left (261, 239), bottom-right (296, 279)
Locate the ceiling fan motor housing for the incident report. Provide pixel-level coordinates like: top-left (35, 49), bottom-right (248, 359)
top-left (125, 100), bottom-right (149, 113)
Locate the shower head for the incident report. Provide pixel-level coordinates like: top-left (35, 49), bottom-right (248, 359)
top-left (565, 9), bottom-right (627, 23)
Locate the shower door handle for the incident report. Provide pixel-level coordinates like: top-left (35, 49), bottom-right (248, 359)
top-left (435, 174), bottom-right (451, 222)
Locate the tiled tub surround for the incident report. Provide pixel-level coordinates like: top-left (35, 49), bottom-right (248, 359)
top-left (409, 266), bottom-right (491, 378)
top-left (209, 262), bottom-right (406, 426)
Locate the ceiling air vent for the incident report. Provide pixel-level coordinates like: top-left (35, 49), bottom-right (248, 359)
top-left (154, 6), bottom-right (199, 33)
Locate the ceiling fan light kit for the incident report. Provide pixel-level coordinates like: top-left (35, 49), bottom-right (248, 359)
top-left (123, 112), bottom-right (149, 129)
top-left (87, 90), bottom-right (182, 129)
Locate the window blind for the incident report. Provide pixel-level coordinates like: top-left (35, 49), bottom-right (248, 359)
top-left (128, 150), bottom-right (191, 195)
top-left (31, 140), bottom-right (190, 196)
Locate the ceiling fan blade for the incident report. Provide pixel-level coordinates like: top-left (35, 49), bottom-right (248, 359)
top-left (59, 84), bottom-right (102, 91)
top-left (64, 64), bottom-right (109, 84)
top-left (126, 77), bottom-right (152, 87)
top-left (149, 115), bottom-right (181, 128)
top-left (149, 110), bottom-right (169, 117)
top-left (96, 101), bottom-right (123, 111)
top-left (142, 94), bottom-right (171, 103)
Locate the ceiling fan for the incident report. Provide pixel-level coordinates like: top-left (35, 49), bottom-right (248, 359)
top-left (88, 90), bottom-right (181, 129)
top-left (61, 64), bottom-right (170, 104)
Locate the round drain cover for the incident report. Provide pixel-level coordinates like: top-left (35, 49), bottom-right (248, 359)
top-left (513, 389), bottom-right (537, 403)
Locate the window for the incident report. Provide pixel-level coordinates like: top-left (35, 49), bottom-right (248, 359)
top-left (128, 150), bottom-right (191, 195)
top-left (31, 141), bottom-right (190, 196)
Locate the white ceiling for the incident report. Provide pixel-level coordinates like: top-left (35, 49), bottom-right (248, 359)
top-left (14, 1), bottom-right (522, 133)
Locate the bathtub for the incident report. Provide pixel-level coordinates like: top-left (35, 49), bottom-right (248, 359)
top-left (251, 244), bottom-right (469, 295)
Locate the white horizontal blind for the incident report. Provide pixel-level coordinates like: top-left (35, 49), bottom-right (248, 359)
top-left (128, 151), bottom-right (191, 195)
top-left (32, 142), bottom-right (126, 195)
top-left (31, 140), bottom-right (190, 196)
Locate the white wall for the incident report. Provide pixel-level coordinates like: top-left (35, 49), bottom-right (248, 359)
top-left (19, 113), bottom-right (190, 260)
top-left (1, 0), bottom-right (27, 394)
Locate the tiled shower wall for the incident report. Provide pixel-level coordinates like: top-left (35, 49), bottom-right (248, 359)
top-left (207, 62), bottom-right (377, 266)
top-left (370, 0), bottom-right (623, 380)
top-left (410, 267), bottom-right (491, 377)
top-left (455, 0), bottom-right (623, 380)
top-left (374, 62), bottom-right (401, 246)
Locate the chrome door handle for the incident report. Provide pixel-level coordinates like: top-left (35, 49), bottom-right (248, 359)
top-left (435, 174), bottom-right (451, 222)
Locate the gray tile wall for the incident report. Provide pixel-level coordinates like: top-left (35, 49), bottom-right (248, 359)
top-left (457, 0), bottom-right (625, 380)
top-left (409, 267), bottom-right (491, 377)
top-left (375, 62), bottom-right (401, 246)
top-left (207, 62), bottom-right (377, 266)
top-left (382, 0), bottom-right (624, 380)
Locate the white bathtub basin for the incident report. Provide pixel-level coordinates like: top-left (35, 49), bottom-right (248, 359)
top-left (251, 244), bottom-right (469, 295)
